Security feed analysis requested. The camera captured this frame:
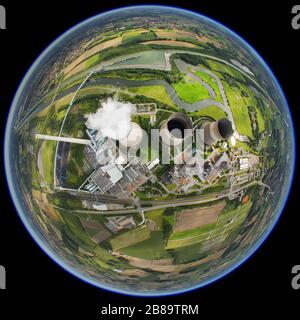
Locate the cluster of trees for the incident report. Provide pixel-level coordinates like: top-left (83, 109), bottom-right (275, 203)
top-left (175, 53), bottom-right (210, 68)
top-left (248, 105), bottom-right (259, 140)
top-left (222, 72), bottom-right (240, 89)
top-left (122, 31), bottom-right (157, 45)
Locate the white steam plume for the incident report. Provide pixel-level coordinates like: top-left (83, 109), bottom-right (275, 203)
top-left (85, 98), bottom-right (134, 140)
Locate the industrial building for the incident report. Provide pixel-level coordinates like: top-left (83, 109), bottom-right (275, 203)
top-left (105, 215), bottom-right (136, 233)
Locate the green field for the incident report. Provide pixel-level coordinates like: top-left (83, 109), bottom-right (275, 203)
top-left (166, 183), bottom-right (177, 191)
top-left (145, 208), bottom-right (175, 231)
top-left (122, 29), bottom-right (146, 40)
top-left (203, 59), bottom-right (265, 138)
top-left (194, 69), bottom-right (222, 103)
top-left (40, 140), bottom-right (56, 186)
top-left (145, 209), bottom-right (165, 230)
top-left (59, 211), bottom-right (120, 269)
top-left (120, 231), bottom-right (171, 260)
top-left (170, 223), bottom-right (216, 241)
top-left (189, 105), bottom-right (227, 120)
top-left (61, 211), bottom-right (97, 251)
top-left (234, 140), bottom-right (257, 154)
top-left (217, 201), bottom-right (252, 227)
top-left (122, 30), bottom-right (156, 44)
top-left (223, 82), bottom-right (253, 138)
top-left (256, 108), bottom-right (265, 132)
top-left (85, 54), bottom-right (100, 69)
top-left (207, 59), bottom-right (246, 82)
top-left (65, 144), bottom-right (89, 188)
top-left (173, 77), bottom-right (210, 103)
top-left (110, 226), bottom-right (151, 251)
top-left (129, 85), bottom-right (177, 108)
top-left (239, 83), bottom-right (265, 133)
top-left (171, 243), bottom-right (205, 264)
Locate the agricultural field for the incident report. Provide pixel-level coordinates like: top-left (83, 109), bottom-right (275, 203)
top-left (143, 40), bottom-right (199, 48)
top-left (64, 36), bottom-right (123, 77)
top-left (109, 226), bottom-right (151, 251)
top-left (122, 30), bottom-right (157, 44)
top-left (31, 190), bottom-right (61, 221)
top-left (61, 211), bottom-right (97, 251)
top-left (152, 28), bottom-right (220, 47)
top-left (201, 59), bottom-right (266, 139)
top-left (80, 220), bottom-right (112, 244)
top-left (170, 243), bottom-right (206, 264)
top-left (153, 28), bottom-right (199, 40)
top-left (120, 231), bottom-right (172, 260)
top-left (174, 201), bottom-right (226, 232)
top-left (167, 201), bottom-right (252, 249)
top-left (37, 140), bottom-right (56, 186)
top-left (85, 54), bottom-right (100, 69)
top-left (122, 29), bottom-right (149, 40)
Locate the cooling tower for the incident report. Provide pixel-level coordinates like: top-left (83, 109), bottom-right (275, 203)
top-left (119, 122), bottom-right (143, 148)
top-left (201, 118), bottom-right (233, 146)
top-left (160, 113), bottom-right (193, 146)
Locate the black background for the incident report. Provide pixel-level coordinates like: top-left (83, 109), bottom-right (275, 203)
top-left (0, 0), bottom-right (299, 318)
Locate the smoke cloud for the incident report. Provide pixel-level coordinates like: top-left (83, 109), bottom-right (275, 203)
top-left (85, 98), bottom-right (134, 140)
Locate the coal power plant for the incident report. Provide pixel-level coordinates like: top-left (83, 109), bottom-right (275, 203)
top-left (160, 113), bottom-right (193, 146)
top-left (201, 118), bottom-right (234, 146)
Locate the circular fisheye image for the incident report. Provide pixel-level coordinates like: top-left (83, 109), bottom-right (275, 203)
top-left (5, 5), bottom-right (295, 296)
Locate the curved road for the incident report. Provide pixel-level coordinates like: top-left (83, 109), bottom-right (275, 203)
top-left (18, 57), bottom-right (249, 143)
top-left (175, 59), bottom-right (216, 99)
top-left (175, 59), bottom-right (249, 142)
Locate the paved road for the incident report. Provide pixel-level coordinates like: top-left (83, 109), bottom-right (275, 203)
top-left (175, 59), bottom-right (250, 143)
top-left (18, 56), bottom-right (250, 144)
top-left (175, 59), bottom-right (216, 99)
top-left (89, 76), bottom-right (226, 112)
top-left (70, 49), bottom-right (263, 92)
top-left (19, 66), bottom-right (249, 144)
top-left (140, 180), bottom-right (258, 207)
top-left (17, 73), bottom-right (227, 132)
top-left (70, 180), bottom-right (260, 216)
top-left (53, 72), bottom-right (94, 186)
top-left (58, 191), bottom-right (134, 206)
top-left (17, 49), bottom-right (265, 131)
top-left (167, 49), bottom-right (263, 92)
top-left (73, 208), bottom-right (137, 215)
top-left (195, 65), bottom-right (250, 143)
top-left (35, 134), bottom-right (91, 145)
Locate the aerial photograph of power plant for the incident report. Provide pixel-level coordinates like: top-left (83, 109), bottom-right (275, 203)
top-left (5, 6), bottom-right (294, 296)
